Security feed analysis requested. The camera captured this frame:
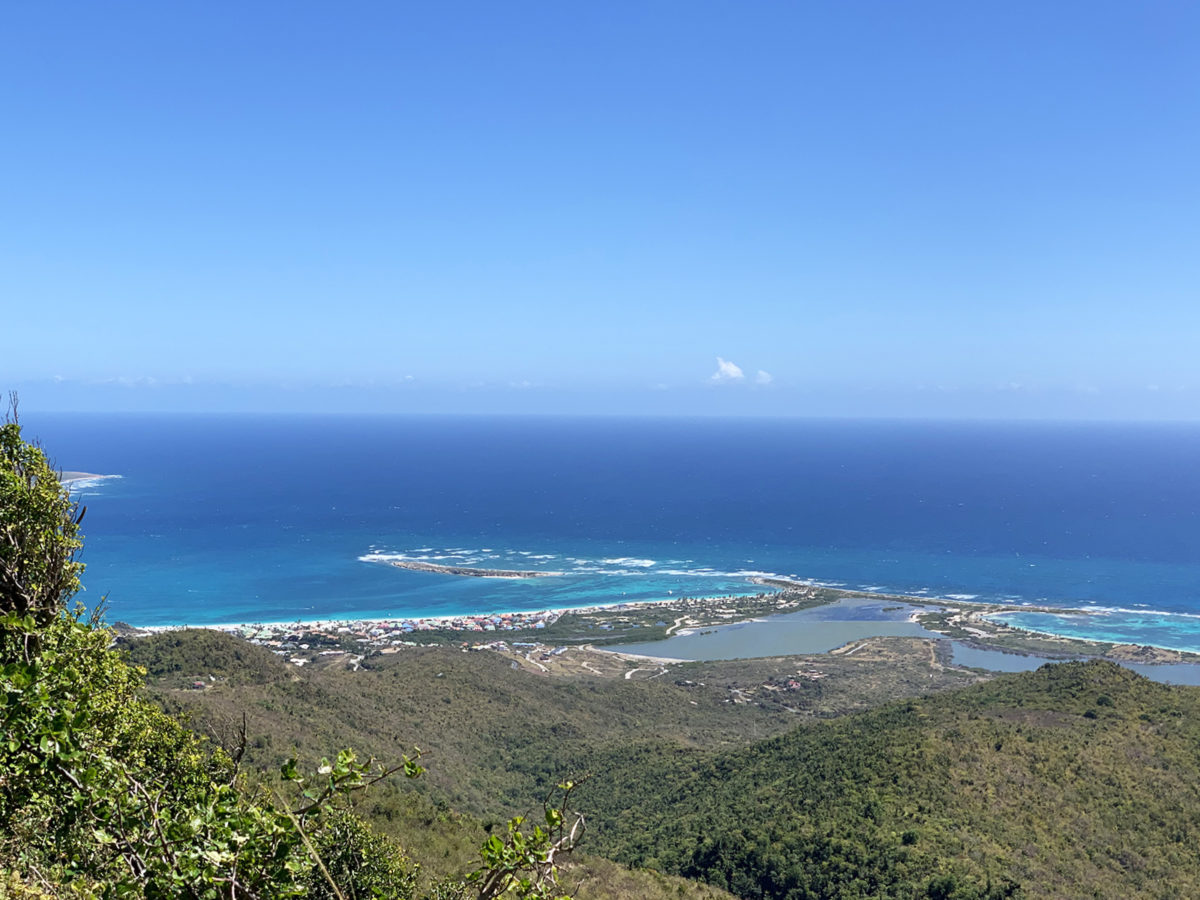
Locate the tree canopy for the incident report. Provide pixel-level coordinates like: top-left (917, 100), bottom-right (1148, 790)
top-left (0, 400), bottom-right (85, 633)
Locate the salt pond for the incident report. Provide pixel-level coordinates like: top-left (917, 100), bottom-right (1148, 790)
top-left (608, 598), bottom-right (942, 659)
top-left (608, 598), bottom-right (1200, 686)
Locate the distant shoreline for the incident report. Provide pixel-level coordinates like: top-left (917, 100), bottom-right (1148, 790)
top-left (113, 576), bottom-right (1007, 637)
top-left (109, 576), bottom-right (1088, 635)
top-left (127, 594), bottom-right (689, 635)
top-left (110, 571), bottom-right (1200, 665)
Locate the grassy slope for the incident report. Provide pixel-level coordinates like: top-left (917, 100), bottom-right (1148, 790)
top-left (122, 633), bottom-right (739, 900)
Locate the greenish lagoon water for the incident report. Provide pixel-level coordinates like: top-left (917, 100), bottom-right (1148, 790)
top-left (607, 599), bottom-right (1200, 686)
top-left (608, 599), bottom-right (938, 659)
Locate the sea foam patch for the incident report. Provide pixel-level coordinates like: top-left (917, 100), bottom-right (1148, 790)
top-left (63, 474), bottom-right (122, 492)
top-left (359, 546), bottom-right (788, 586)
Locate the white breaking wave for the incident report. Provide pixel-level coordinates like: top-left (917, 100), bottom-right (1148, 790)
top-left (64, 474), bottom-right (123, 492)
top-left (360, 546), bottom-right (790, 586)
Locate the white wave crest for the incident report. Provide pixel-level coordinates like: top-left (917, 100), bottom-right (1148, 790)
top-left (64, 474), bottom-right (122, 491)
top-left (359, 553), bottom-right (412, 562)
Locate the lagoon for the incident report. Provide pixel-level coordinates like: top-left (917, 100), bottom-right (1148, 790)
top-left (609, 598), bottom-right (1200, 686)
top-left (607, 598), bottom-right (942, 659)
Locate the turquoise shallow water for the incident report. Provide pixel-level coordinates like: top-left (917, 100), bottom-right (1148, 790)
top-left (22, 414), bottom-right (1200, 642)
top-left (991, 610), bottom-right (1200, 655)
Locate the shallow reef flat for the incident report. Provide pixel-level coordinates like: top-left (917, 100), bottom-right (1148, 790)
top-left (374, 559), bottom-right (564, 578)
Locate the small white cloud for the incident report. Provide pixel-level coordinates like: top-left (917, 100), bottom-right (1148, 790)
top-left (710, 357), bottom-right (745, 383)
top-left (755, 370), bottom-right (773, 385)
top-left (112, 375), bottom-right (157, 388)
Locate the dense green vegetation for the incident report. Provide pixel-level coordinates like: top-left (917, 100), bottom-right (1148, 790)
top-left (578, 661), bottom-right (1200, 899)
top-left (130, 627), bottom-right (1200, 899)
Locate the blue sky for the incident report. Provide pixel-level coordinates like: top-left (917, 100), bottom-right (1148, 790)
top-left (4, 2), bottom-right (1199, 417)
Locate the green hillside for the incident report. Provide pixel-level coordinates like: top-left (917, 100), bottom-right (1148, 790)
top-left (579, 661), bottom-right (1200, 899)
top-left (124, 628), bottom-right (1200, 897)
top-left (123, 628), bottom-right (1200, 898)
top-left (121, 632), bottom-right (747, 900)
top-left (123, 630), bottom-right (983, 816)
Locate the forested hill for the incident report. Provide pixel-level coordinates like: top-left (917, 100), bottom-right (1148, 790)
top-left (124, 626), bottom-right (1200, 899)
top-left (580, 660), bottom-right (1200, 899)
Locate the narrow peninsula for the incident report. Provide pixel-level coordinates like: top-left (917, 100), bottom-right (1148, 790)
top-left (368, 558), bottom-right (563, 579)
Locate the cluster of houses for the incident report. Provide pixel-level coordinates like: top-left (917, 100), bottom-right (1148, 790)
top-left (215, 608), bottom-right (563, 663)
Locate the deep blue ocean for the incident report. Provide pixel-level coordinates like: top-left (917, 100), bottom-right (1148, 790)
top-left (22, 414), bottom-right (1200, 651)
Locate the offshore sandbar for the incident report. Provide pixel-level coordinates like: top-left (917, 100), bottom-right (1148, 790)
top-left (360, 556), bottom-right (564, 579)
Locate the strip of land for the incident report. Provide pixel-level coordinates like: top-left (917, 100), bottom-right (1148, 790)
top-left (114, 573), bottom-right (1200, 674)
top-left (368, 559), bottom-right (564, 578)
